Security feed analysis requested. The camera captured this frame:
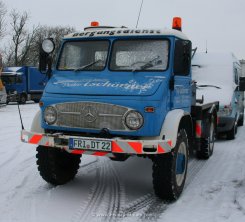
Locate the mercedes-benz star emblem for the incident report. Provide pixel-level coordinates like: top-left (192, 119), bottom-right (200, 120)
top-left (82, 105), bottom-right (97, 122)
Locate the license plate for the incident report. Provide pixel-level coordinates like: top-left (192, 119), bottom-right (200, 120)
top-left (69, 138), bottom-right (112, 151)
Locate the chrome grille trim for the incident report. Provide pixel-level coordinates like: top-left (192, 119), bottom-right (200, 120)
top-left (52, 102), bottom-right (131, 131)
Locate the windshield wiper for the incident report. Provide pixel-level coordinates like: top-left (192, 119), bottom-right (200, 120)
top-left (74, 59), bottom-right (103, 72)
top-left (131, 56), bottom-right (162, 72)
top-left (197, 84), bottom-right (221, 89)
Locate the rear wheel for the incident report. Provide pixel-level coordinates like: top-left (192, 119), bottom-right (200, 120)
top-left (152, 129), bottom-right (189, 201)
top-left (196, 115), bottom-right (215, 159)
top-left (226, 123), bottom-right (236, 140)
top-left (36, 146), bottom-right (81, 185)
top-left (237, 114), bottom-right (244, 126)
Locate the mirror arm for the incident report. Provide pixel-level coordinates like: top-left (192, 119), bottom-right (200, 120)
top-left (47, 55), bottom-right (53, 79)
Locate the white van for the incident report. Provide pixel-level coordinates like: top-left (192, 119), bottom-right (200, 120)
top-left (192, 52), bottom-right (245, 140)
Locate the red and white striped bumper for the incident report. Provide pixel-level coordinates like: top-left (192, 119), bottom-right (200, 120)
top-left (21, 130), bottom-right (173, 157)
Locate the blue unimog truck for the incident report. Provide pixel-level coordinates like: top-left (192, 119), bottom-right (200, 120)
top-left (21, 18), bottom-right (220, 201)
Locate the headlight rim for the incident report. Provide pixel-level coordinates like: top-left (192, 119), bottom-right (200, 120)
top-left (44, 106), bottom-right (57, 125)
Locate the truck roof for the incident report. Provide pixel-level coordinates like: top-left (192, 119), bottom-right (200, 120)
top-left (2, 67), bottom-right (24, 76)
top-left (64, 28), bottom-right (189, 40)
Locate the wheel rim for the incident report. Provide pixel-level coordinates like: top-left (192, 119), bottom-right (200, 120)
top-left (176, 142), bottom-right (187, 187)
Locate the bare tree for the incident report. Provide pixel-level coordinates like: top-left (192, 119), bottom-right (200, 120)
top-left (0, 1), bottom-right (6, 39)
top-left (3, 8), bottom-right (75, 67)
top-left (3, 9), bottom-right (39, 66)
top-left (10, 10), bottom-right (29, 65)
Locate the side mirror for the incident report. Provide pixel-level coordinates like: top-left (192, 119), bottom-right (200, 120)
top-left (239, 77), bottom-right (245, 91)
top-left (39, 38), bottom-right (55, 79)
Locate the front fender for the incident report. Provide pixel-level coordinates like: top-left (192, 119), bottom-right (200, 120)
top-left (31, 110), bottom-right (44, 133)
top-left (161, 109), bottom-right (186, 147)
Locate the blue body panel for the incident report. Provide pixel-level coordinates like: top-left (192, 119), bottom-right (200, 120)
top-left (41, 36), bottom-right (192, 137)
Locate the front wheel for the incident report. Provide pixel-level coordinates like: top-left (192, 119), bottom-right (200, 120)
top-left (19, 94), bottom-right (27, 104)
top-left (152, 129), bottom-right (189, 201)
top-left (36, 146), bottom-right (81, 185)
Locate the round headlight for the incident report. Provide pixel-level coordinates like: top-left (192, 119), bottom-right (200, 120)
top-left (125, 110), bottom-right (144, 130)
top-left (42, 39), bottom-right (55, 54)
top-left (44, 106), bottom-right (57, 125)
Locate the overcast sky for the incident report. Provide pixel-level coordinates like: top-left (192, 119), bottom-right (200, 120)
top-left (3, 0), bottom-right (245, 59)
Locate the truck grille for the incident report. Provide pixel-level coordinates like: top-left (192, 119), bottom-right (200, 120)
top-left (54, 102), bottom-right (130, 131)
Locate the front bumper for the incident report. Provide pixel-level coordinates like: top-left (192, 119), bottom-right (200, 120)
top-left (21, 130), bottom-right (173, 158)
top-left (7, 93), bottom-right (18, 102)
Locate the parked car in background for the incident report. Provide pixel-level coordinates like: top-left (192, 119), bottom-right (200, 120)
top-left (192, 52), bottom-right (245, 140)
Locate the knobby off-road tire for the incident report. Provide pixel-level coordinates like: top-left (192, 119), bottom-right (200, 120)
top-left (196, 115), bottom-right (215, 159)
top-left (152, 129), bottom-right (189, 201)
top-left (36, 146), bottom-right (81, 185)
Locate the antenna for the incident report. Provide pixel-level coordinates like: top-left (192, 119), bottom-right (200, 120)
top-left (205, 40), bottom-right (208, 53)
top-left (136, 0), bottom-right (144, 28)
top-left (17, 101), bottom-right (25, 130)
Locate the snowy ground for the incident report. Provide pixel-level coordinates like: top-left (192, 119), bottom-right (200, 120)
top-left (0, 103), bottom-right (245, 222)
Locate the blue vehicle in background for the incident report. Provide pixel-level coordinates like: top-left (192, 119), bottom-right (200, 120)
top-left (21, 18), bottom-right (222, 201)
top-left (1, 66), bottom-right (47, 104)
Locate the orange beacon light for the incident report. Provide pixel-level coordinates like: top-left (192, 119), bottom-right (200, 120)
top-left (91, 21), bottom-right (99, 27)
top-left (172, 17), bottom-right (182, 31)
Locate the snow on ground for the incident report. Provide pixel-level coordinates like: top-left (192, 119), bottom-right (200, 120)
top-left (0, 103), bottom-right (245, 222)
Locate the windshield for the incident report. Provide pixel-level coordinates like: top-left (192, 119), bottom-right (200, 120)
top-left (58, 40), bottom-right (109, 71)
top-left (110, 39), bottom-right (169, 71)
top-left (1, 75), bottom-right (22, 84)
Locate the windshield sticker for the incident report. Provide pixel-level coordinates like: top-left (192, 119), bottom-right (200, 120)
top-left (53, 78), bottom-right (162, 94)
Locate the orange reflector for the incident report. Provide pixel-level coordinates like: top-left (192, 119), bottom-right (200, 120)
top-left (39, 101), bottom-right (44, 107)
top-left (91, 21), bottom-right (99, 27)
top-left (172, 17), bottom-right (182, 31)
top-left (145, 107), bottom-right (155, 113)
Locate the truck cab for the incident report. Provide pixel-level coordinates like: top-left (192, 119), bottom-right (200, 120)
top-left (2, 66), bottom-right (47, 104)
top-left (39, 28), bottom-right (192, 137)
top-left (21, 18), bottom-right (218, 201)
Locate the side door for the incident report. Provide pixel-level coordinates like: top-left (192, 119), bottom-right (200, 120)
top-left (170, 39), bottom-right (192, 111)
